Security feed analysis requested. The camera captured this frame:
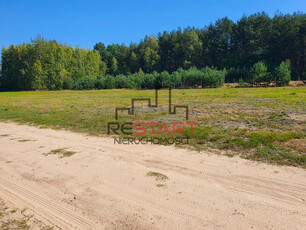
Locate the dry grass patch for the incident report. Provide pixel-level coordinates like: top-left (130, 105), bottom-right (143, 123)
top-left (0, 199), bottom-right (53, 230)
top-left (18, 139), bottom-right (34, 142)
top-left (146, 171), bottom-right (169, 181)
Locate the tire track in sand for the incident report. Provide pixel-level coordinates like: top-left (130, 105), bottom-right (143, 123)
top-left (0, 173), bottom-right (99, 230)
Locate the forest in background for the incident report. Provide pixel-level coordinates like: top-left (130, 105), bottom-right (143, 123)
top-left (0, 12), bottom-right (305, 91)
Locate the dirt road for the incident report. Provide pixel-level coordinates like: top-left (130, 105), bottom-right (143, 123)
top-left (0, 122), bottom-right (305, 229)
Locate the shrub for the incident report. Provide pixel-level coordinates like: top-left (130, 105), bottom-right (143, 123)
top-left (250, 61), bottom-right (268, 83)
top-left (238, 78), bottom-right (244, 85)
top-left (103, 75), bottom-right (116, 89)
top-left (170, 69), bottom-right (183, 88)
top-left (170, 67), bottom-right (225, 89)
top-left (74, 77), bottom-right (95, 90)
top-left (201, 67), bottom-right (225, 88)
top-left (141, 73), bottom-right (156, 89)
top-left (95, 79), bottom-right (104, 89)
top-left (276, 60), bottom-right (291, 86)
top-left (63, 78), bottom-right (74, 90)
top-left (114, 74), bottom-right (128, 88)
top-left (127, 74), bottom-right (142, 89)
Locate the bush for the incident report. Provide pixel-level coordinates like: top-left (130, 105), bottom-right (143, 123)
top-left (201, 67), bottom-right (225, 88)
top-left (114, 74), bottom-right (128, 88)
top-left (250, 61), bottom-right (268, 83)
top-left (95, 79), bottom-right (104, 89)
top-left (63, 78), bottom-right (74, 90)
top-left (74, 77), bottom-right (95, 90)
top-left (170, 69), bottom-right (183, 88)
top-left (103, 75), bottom-right (116, 89)
top-left (126, 74), bottom-right (142, 89)
top-left (238, 78), bottom-right (244, 85)
top-left (141, 73), bottom-right (156, 89)
top-left (160, 71), bottom-right (172, 88)
top-left (170, 67), bottom-right (225, 88)
top-left (5, 66), bottom-right (226, 91)
top-left (276, 60), bottom-right (291, 86)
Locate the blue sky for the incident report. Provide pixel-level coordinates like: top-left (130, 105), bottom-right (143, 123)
top-left (0, 0), bottom-right (305, 53)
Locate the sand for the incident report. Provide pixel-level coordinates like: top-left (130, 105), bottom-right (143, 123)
top-left (0, 122), bottom-right (305, 229)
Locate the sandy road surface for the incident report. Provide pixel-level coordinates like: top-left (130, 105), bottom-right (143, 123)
top-left (0, 122), bottom-right (305, 229)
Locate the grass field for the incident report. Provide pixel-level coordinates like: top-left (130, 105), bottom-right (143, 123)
top-left (0, 87), bottom-right (305, 167)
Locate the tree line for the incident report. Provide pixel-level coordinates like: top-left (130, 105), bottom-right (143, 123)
top-left (0, 37), bottom-right (101, 90)
top-left (0, 12), bottom-right (305, 91)
top-left (93, 12), bottom-right (305, 81)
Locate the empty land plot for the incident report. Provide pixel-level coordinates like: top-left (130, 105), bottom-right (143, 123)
top-left (0, 87), bottom-right (305, 166)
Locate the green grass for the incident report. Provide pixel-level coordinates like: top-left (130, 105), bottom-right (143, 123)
top-left (1, 219), bottom-right (30, 230)
top-left (246, 146), bottom-right (305, 167)
top-left (0, 202), bottom-right (29, 230)
top-left (10, 209), bottom-right (17, 213)
top-left (44, 148), bottom-right (76, 158)
top-left (0, 87), bottom-right (305, 167)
